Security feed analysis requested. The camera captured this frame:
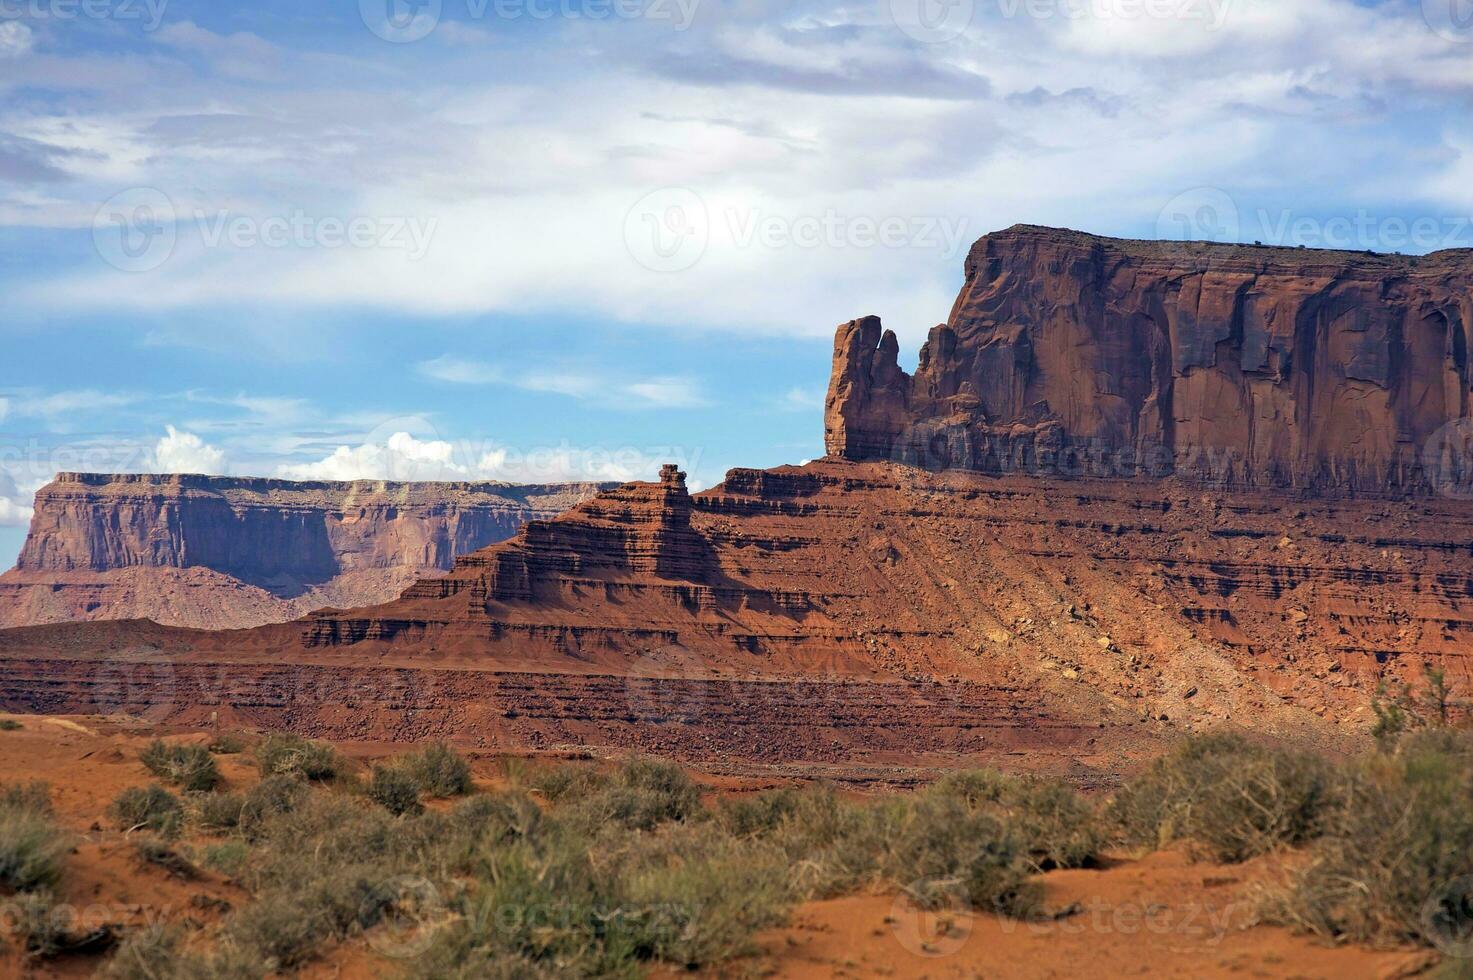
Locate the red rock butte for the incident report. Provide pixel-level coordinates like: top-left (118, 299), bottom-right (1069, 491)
top-left (828, 224), bottom-right (1473, 495)
top-left (4, 225), bottom-right (1473, 779)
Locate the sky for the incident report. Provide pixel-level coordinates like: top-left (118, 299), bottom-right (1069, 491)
top-left (2, 0), bottom-right (1473, 567)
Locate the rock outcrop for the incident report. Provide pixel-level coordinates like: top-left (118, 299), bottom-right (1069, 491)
top-left (827, 225), bottom-right (1473, 494)
top-left (7, 226), bottom-right (1473, 770)
top-left (0, 473), bottom-right (611, 629)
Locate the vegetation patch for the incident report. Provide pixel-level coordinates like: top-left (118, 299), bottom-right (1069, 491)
top-left (141, 740), bottom-right (220, 792)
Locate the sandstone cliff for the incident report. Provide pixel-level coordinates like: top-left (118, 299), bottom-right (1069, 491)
top-left (826, 225), bottom-right (1473, 494)
top-left (0, 473), bottom-right (611, 629)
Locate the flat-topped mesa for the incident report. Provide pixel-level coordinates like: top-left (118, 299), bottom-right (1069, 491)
top-left (826, 224), bottom-right (1473, 495)
top-left (0, 472), bottom-right (613, 629)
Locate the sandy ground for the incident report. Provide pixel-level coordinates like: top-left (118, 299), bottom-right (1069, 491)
top-left (0, 713), bottom-right (1444, 979)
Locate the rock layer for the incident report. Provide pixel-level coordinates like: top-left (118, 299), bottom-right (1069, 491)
top-left (0, 473), bottom-right (611, 629)
top-left (827, 225), bottom-right (1473, 494)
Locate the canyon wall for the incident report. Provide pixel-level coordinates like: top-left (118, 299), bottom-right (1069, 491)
top-left (0, 473), bottom-right (611, 629)
top-left (826, 224), bottom-right (1473, 494)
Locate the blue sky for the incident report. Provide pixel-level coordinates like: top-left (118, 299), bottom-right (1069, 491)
top-left (3, 0), bottom-right (1473, 567)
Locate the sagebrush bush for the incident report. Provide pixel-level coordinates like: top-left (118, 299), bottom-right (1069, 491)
top-left (207, 733), bottom-right (248, 755)
top-left (0, 719), bottom-right (21, 731)
top-left (1274, 729), bottom-right (1473, 948)
top-left (254, 734), bottom-right (340, 781)
top-left (0, 782), bottom-right (69, 893)
top-left (402, 742), bottom-right (473, 797)
top-left (109, 785), bottom-right (184, 837)
top-left (926, 770), bottom-right (1102, 870)
top-left (1109, 733), bottom-right (1334, 862)
top-left (368, 764), bottom-right (423, 816)
top-left (134, 838), bottom-right (199, 879)
top-left (140, 739), bottom-right (220, 792)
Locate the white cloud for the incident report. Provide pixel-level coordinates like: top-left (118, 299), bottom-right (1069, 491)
top-left (273, 431), bottom-right (703, 487)
top-left (0, 468), bottom-right (35, 528)
top-left (419, 357), bottom-right (704, 407)
top-left (11, 390), bottom-right (139, 419)
top-left (777, 386), bottom-right (825, 411)
top-left (0, 21), bottom-right (33, 60)
top-left (152, 426), bottom-right (227, 474)
top-left (624, 377), bottom-right (709, 409)
top-left (274, 431), bottom-right (464, 483)
top-left (9, 0), bottom-right (1473, 348)
top-left (0, 397), bottom-right (8, 424)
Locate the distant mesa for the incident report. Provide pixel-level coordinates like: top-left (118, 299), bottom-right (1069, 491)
top-left (0, 472), bottom-right (613, 630)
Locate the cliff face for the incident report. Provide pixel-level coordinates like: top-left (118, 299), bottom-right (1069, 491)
top-left (826, 225), bottom-right (1473, 494)
top-left (0, 473), bottom-right (611, 629)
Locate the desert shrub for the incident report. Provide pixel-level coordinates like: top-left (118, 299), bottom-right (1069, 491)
top-left (1109, 733), bottom-right (1335, 862)
top-left (402, 742), bottom-right (473, 797)
top-left (197, 791), bottom-right (246, 831)
top-left (109, 785), bottom-right (184, 837)
top-left (926, 770), bottom-right (1101, 870)
top-left (369, 764), bottom-right (423, 817)
top-left (530, 761), bottom-right (609, 803)
top-left (236, 775), bottom-right (308, 839)
top-left (0, 781), bottom-right (52, 814)
top-left (7, 890), bottom-right (116, 959)
top-left (102, 925), bottom-right (267, 980)
top-left (203, 841), bottom-right (250, 877)
top-left (208, 733), bottom-right (248, 755)
top-left (8, 890), bottom-right (67, 958)
top-left (134, 839), bottom-right (198, 879)
top-left (253, 734), bottom-right (339, 781)
top-left (560, 757), bottom-right (703, 832)
top-left (0, 783), bottom-right (69, 892)
top-left (0, 719), bottom-right (21, 731)
top-left (1274, 730), bottom-right (1473, 948)
top-left (140, 739), bottom-right (220, 792)
top-left (611, 824), bottom-right (792, 968)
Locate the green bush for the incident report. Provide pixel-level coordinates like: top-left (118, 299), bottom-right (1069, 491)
top-left (0, 719), bottom-right (22, 731)
top-left (109, 785), bottom-right (184, 837)
top-left (926, 770), bottom-right (1101, 870)
top-left (0, 783), bottom-right (69, 892)
top-left (254, 734), bottom-right (340, 782)
top-left (202, 841), bottom-right (250, 877)
top-left (368, 764), bottom-right (423, 817)
top-left (402, 742), bottom-right (473, 797)
top-left (236, 775), bottom-right (308, 839)
top-left (140, 739), bottom-right (220, 792)
top-left (102, 924), bottom-right (268, 979)
top-left (1275, 730), bottom-right (1473, 948)
top-left (1109, 733), bottom-right (1334, 862)
top-left (197, 791), bottom-right (247, 831)
top-left (560, 757), bottom-right (703, 832)
top-left (208, 733), bottom-right (248, 755)
top-left (134, 839), bottom-right (199, 879)
top-left (612, 826), bottom-right (793, 968)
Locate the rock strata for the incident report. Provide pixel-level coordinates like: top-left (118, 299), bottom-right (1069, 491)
top-left (827, 225), bottom-right (1473, 494)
